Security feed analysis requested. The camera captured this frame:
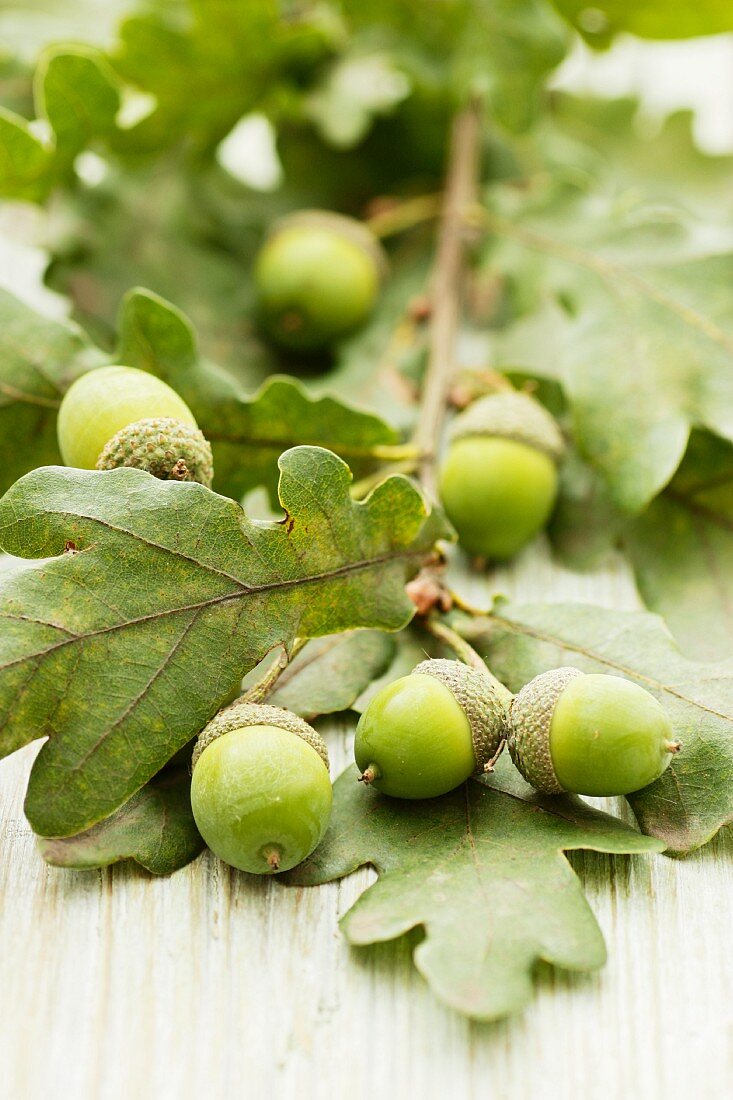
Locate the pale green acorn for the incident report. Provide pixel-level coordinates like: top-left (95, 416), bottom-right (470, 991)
top-left (191, 703), bottom-right (332, 875)
top-left (508, 667), bottom-right (681, 797)
top-left (439, 391), bottom-right (566, 560)
top-left (96, 417), bottom-right (214, 488)
top-left (254, 210), bottom-right (387, 351)
top-left (57, 365), bottom-right (199, 470)
top-left (354, 658), bottom-right (508, 799)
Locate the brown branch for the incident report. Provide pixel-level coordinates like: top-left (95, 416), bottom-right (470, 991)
top-left (413, 97), bottom-right (484, 497)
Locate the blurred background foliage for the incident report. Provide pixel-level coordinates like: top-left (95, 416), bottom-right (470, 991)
top-left (3, 1), bottom-right (733, 661)
top-left (0, 0), bottom-right (727, 379)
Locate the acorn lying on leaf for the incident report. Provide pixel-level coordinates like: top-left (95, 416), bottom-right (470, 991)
top-left (508, 668), bottom-right (681, 796)
top-left (191, 703), bottom-right (333, 875)
top-left (354, 658), bottom-right (508, 799)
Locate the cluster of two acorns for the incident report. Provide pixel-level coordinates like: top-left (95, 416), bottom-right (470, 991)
top-left (53, 366), bottom-right (330, 877)
top-left (256, 207), bottom-right (568, 563)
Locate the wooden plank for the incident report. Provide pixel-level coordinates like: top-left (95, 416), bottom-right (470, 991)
top-left (0, 543), bottom-right (731, 1099)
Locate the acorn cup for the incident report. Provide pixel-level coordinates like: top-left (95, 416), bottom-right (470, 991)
top-left (96, 417), bottom-right (214, 487)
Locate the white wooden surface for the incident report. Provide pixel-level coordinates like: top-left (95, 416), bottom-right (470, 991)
top-left (3, 33), bottom-right (733, 1100)
top-left (1, 543), bottom-right (732, 1100)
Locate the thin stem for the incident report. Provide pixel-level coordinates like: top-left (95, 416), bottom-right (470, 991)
top-left (238, 638), bottom-right (308, 705)
top-left (365, 193), bottom-right (442, 239)
top-left (449, 366), bottom-right (516, 408)
top-left (424, 616), bottom-right (485, 670)
top-left (358, 763), bottom-right (380, 785)
top-left (369, 442), bottom-right (422, 462)
top-left (412, 97), bottom-right (484, 497)
top-left (261, 845), bottom-right (282, 872)
top-left (422, 616), bottom-right (513, 706)
top-left (449, 589), bottom-right (491, 619)
top-left (351, 460), bottom-right (419, 500)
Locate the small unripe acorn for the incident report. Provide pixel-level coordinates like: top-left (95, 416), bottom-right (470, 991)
top-left (438, 391), bottom-right (566, 560)
top-left (190, 702), bottom-right (332, 874)
top-left (508, 667), bottom-right (681, 797)
top-left (96, 417), bottom-right (214, 487)
top-left (58, 365), bottom-right (199, 470)
top-left (254, 210), bottom-right (386, 351)
top-left (354, 658), bottom-right (507, 799)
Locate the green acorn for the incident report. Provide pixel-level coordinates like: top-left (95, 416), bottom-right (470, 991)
top-left (354, 658), bottom-right (508, 799)
top-left (254, 210), bottom-right (386, 351)
top-left (508, 667), bottom-right (681, 797)
top-left (96, 417), bottom-right (214, 488)
top-left (191, 702), bottom-right (332, 875)
top-left (57, 365), bottom-right (199, 470)
top-left (439, 390), bottom-right (566, 560)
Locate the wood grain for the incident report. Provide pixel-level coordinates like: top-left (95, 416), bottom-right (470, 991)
top-left (1, 543), bottom-right (732, 1100)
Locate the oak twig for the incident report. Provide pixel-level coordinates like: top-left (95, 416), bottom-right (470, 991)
top-left (413, 98), bottom-right (484, 497)
top-left (422, 616), bottom-right (513, 707)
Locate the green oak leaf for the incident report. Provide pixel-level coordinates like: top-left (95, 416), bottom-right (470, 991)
top-left (37, 765), bottom-right (204, 875)
top-left (624, 431), bottom-right (733, 662)
top-left (35, 46), bottom-right (121, 164)
top-left (0, 106), bottom-right (52, 199)
top-left (112, 4), bottom-right (337, 157)
top-left (287, 759), bottom-right (663, 1021)
top-left (342, 0), bottom-right (569, 132)
top-left (0, 289), bottom-right (105, 495)
top-left (115, 287), bottom-right (404, 502)
top-left (552, 0), bottom-right (733, 44)
top-left (541, 422), bottom-right (733, 659)
top-left (485, 196), bottom-right (733, 513)
top-left (537, 95), bottom-right (733, 223)
top-left (464, 600), bottom-right (733, 853)
top-left (246, 630), bottom-right (397, 720)
top-left (0, 447), bottom-right (447, 838)
top-left (491, 296), bottom-right (570, 386)
top-left (549, 445), bottom-right (627, 568)
top-left (0, 46), bottom-right (121, 196)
